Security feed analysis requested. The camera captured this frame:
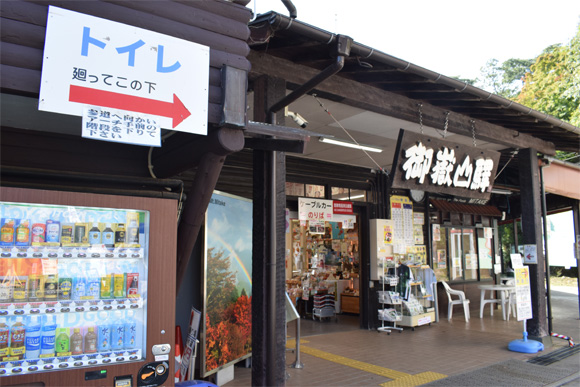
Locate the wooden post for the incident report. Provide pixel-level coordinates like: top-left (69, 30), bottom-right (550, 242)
top-left (252, 75), bottom-right (287, 386)
top-left (518, 148), bottom-right (552, 346)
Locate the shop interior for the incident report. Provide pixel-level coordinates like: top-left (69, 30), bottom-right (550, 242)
top-left (285, 216), bottom-right (361, 320)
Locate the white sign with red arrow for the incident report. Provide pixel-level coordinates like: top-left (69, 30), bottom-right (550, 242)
top-left (39, 6), bottom-right (209, 136)
top-left (523, 244), bottom-right (538, 265)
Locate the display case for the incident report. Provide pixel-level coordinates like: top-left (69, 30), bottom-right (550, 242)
top-left (0, 187), bottom-right (176, 386)
top-left (400, 265), bottom-right (436, 330)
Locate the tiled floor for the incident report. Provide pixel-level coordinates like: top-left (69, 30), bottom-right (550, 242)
top-left (223, 288), bottom-right (580, 386)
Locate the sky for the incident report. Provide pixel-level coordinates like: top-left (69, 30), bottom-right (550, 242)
top-left (249, 0), bottom-right (580, 81)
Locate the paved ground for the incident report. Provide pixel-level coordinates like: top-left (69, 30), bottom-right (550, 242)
top-left (222, 285), bottom-right (580, 386)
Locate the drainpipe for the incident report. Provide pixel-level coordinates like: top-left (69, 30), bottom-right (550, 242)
top-left (264, 34), bottom-right (351, 385)
top-left (281, 0), bottom-right (297, 19)
top-left (539, 158), bottom-right (553, 333)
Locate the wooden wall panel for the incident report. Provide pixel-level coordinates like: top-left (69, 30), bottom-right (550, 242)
top-left (1, 0), bottom-right (252, 124)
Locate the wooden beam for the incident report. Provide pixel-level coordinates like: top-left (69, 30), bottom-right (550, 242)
top-left (249, 51), bottom-right (556, 155)
top-left (175, 151), bottom-right (225, 291)
top-left (245, 137), bottom-right (307, 153)
top-left (151, 127), bottom-right (244, 178)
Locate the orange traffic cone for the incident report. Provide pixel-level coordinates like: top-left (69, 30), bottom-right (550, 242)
top-left (175, 326), bottom-right (184, 383)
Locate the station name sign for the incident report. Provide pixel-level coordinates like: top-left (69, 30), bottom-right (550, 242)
top-left (390, 129), bottom-right (501, 200)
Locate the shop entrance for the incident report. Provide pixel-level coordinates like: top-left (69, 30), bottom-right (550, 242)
top-left (285, 215), bottom-right (362, 325)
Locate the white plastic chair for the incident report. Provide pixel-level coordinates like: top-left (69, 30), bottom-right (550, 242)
top-left (503, 279), bottom-right (517, 320)
top-left (441, 281), bottom-right (470, 321)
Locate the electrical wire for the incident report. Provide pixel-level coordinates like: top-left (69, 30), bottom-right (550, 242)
top-left (312, 94), bottom-right (388, 175)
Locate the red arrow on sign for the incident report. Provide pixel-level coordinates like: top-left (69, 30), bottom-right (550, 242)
top-left (69, 85), bottom-right (191, 128)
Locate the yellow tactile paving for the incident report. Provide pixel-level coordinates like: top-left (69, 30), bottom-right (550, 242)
top-left (285, 340), bottom-right (447, 386)
top-left (380, 371), bottom-right (447, 387)
top-left (291, 343), bottom-right (410, 380)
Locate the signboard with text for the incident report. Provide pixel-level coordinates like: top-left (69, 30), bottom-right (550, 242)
top-left (390, 129), bottom-right (501, 200)
top-left (298, 198), bottom-right (333, 221)
top-left (39, 6), bottom-right (209, 136)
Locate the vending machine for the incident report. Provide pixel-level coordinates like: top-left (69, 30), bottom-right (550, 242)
top-left (0, 187), bottom-right (177, 386)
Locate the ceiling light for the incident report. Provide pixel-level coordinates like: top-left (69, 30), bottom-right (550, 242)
top-left (319, 137), bottom-right (382, 153)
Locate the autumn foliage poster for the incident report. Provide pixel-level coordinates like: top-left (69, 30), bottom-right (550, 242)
top-left (202, 191), bottom-right (252, 376)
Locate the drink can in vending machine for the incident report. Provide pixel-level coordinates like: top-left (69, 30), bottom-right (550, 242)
top-left (31, 223), bottom-right (46, 245)
top-left (45, 220), bottom-right (60, 244)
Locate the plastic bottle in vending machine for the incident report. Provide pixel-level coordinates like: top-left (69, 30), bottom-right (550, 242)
top-left (55, 327), bottom-right (70, 356)
top-left (0, 317), bottom-right (9, 359)
top-left (71, 262), bottom-right (86, 301)
top-left (27, 262), bottom-right (44, 302)
top-left (57, 263), bottom-right (72, 301)
top-left (102, 224), bottom-right (115, 248)
top-left (111, 311), bottom-right (125, 351)
top-left (43, 274), bottom-right (58, 302)
top-left (88, 223), bottom-right (101, 246)
top-left (40, 315), bottom-right (57, 357)
top-left (70, 327), bottom-right (83, 355)
top-left (97, 312), bottom-right (111, 351)
top-left (15, 220), bottom-right (30, 247)
top-left (84, 326), bottom-right (97, 354)
top-left (25, 315), bottom-right (41, 359)
top-left (9, 316), bottom-right (26, 360)
top-left (86, 264), bottom-right (101, 300)
top-left (123, 310), bottom-right (137, 349)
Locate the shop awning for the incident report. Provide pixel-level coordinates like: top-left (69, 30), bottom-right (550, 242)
top-left (430, 199), bottom-right (502, 217)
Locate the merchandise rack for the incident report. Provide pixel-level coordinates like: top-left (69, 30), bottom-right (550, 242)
top-left (312, 293), bottom-right (336, 322)
top-left (377, 258), bottom-right (402, 334)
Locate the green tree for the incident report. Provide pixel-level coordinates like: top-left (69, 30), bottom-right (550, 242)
top-left (478, 58), bottom-right (534, 98)
top-left (517, 24), bottom-right (580, 127)
top-left (206, 247), bottom-right (238, 323)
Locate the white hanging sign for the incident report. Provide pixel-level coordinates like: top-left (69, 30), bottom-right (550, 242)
top-left (39, 6), bottom-right (209, 135)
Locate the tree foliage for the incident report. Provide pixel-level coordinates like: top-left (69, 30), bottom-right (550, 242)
top-left (516, 25), bottom-right (580, 127)
top-left (206, 247), bottom-right (237, 324)
top-left (478, 58), bottom-right (534, 99)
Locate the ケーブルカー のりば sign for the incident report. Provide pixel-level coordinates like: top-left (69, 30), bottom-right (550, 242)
top-left (390, 129), bottom-right (501, 200)
top-left (39, 6), bottom-right (209, 135)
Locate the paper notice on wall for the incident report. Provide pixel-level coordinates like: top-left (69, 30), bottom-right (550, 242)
top-left (433, 224), bottom-right (441, 242)
top-left (511, 253), bottom-right (524, 268)
top-left (413, 212), bottom-right (425, 225)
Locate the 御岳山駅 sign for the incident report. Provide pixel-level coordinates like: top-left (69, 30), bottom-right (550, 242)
top-left (390, 129), bottom-right (501, 200)
top-left (39, 6), bottom-right (209, 135)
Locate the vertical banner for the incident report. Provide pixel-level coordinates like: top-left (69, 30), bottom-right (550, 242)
top-left (514, 266), bottom-right (533, 321)
top-left (202, 192), bottom-right (252, 376)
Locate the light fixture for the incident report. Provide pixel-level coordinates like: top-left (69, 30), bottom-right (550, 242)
top-left (490, 188), bottom-right (513, 195)
top-left (319, 137), bottom-right (382, 153)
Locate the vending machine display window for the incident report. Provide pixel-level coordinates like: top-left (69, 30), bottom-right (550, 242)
top-left (0, 200), bottom-right (149, 377)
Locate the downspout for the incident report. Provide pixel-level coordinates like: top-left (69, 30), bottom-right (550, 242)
top-left (281, 0), bottom-right (297, 19)
top-left (539, 158), bottom-right (553, 333)
top-left (265, 34), bottom-right (351, 385)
